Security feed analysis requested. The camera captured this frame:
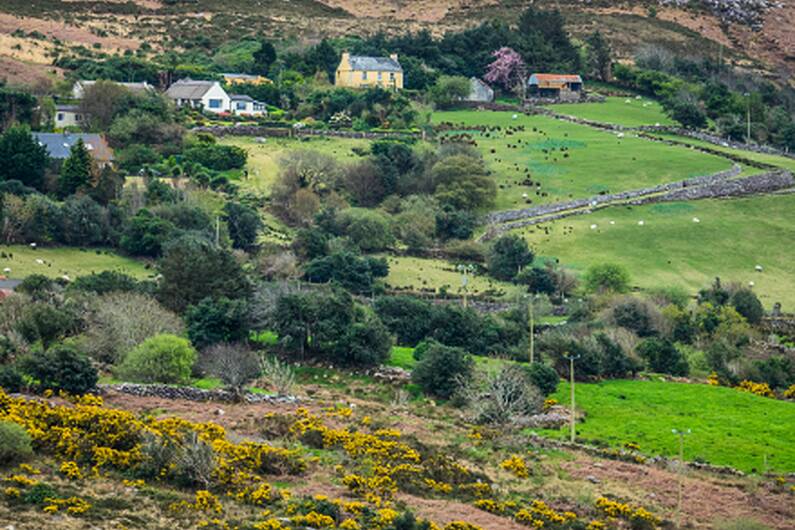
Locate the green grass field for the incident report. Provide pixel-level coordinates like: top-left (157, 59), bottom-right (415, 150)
top-left (431, 110), bottom-right (732, 211)
top-left (540, 379), bottom-right (795, 473)
top-left (549, 96), bottom-right (676, 127)
top-left (218, 135), bottom-right (373, 196)
top-left (519, 194), bottom-right (795, 305)
top-left (380, 254), bottom-right (523, 300)
top-left (0, 245), bottom-right (151, 280)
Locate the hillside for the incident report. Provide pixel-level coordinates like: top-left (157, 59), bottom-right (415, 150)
top-left (0, 0), bottom-right (794, 86)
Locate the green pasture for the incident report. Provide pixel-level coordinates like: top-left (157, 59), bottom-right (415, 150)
top-left (431, 110), bottom-right (732, 211)
top-left (519, 194), bottom-right (795, 306)
top-left (218, 135), bottom-right (373, 196)
top-left (549, 96), bottom-right (675, 127)
top-left (0, 245), bottom-right (151, 280)
top-left (540, 379), bottom-right (795, 473)
top-left (380, 254), bottom-right (523, 300)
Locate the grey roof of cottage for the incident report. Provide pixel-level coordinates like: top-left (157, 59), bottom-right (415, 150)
top-left (348, 55), bottom-right (402, 72)
top-left (223, 73), bottom-right (261, 80)
top-left (166, 79), bottom-right (217, 100)
top-left (32, 133), bottom-right (114, 161)
top-left (230, 94), bottom-right (254, 102)
top-left (55, 104), bottom-right (80, 112)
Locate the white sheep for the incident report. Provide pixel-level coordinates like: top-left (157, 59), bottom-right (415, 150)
top-left (638, 220), bottom-right (645, 226)
top-left (692, 217), bottom-right (700, 223)
top-left (755, 265), bottom-right (763, 272)
top-left (590, 224), bottom-right (598, 230)
top-left (35, 259), bottom-right (44, 265)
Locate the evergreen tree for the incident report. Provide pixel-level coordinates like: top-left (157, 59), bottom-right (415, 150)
top-left (58, 139), bottom-right (94, 197)
top-left (0, 124), bottom-right (49, 190)
top-left (586, 31), bottom-right (612, 81)
top-left (252, 40), bottom-right (277, 76)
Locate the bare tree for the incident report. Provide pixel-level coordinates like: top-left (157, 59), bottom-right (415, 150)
top-left (199, 342), bottom-right (260, 399)
top-left (458, 365), bottom-right (542, 426)
top-left (81, 292), bottom-right (183, 364)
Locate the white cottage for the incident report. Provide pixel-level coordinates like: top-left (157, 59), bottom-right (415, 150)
top-left (165, 79), bottom-right (231, 114)
top-left (230, 94), bottom-right (268, 116)
top-left (54, 104), bottom-right (85, 129)
top-left (72, 80), bottom-right (154, 99)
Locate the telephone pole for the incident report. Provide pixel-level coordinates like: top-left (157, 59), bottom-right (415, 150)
top-left (564, 352), bottom-right (581, 443)
top-left (672, 428), bottom-right (691, 528)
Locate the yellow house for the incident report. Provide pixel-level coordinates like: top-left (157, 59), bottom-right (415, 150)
top-left (222, 73), bottom-right (272, 86)
top-left (335, 52), bottom-right (404, 90)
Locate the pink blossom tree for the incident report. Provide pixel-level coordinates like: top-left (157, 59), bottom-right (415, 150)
top-left (484, 47), bottom-right (528, 100)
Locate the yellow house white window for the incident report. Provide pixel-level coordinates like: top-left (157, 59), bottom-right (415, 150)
top-left (361, 71), bottom-right (367, 80)
top-left (378, 72), bottom-right (383, 81)
top-left (389, 72), bottom-right (395, 81)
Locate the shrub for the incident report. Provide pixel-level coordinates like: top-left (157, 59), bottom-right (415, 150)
top-left (0, 365), bottom-right (24, 393)
top-left (199, 343), bottom-right (260, 397)
top-left (82, 292), bottom-right (184, 364)
top-left (16, 302), bottom-right (78, 348)
top-left (373, 295), bottom-right (434, 346)
top-left (637, 338), bottom-right (689, 376)
top-left (730, 289), bottom-right (764, 325)
top-left (20, 344), bottom-right (98, 394)
top-left (117, 334), bottom-right (197, 384)
top-left (610, 297), bottom-right (659, 337)
top-left (69, 271), bottom-right (146, 295)
top-left (584, 263), bottom-right (630, 293)
top-left (525, 363), bottom-right (559, 396)
top-left (186, 296), bottom-right (250, 349)
top-left (0, 421), bottom-right (33, 465)
top-left (461, 365), bottom-right (543, 425)
top-left (411, 340), bottom-right (473, 399)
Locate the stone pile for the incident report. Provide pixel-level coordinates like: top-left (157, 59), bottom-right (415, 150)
top-left (100, 383), bottom-right (300, 404)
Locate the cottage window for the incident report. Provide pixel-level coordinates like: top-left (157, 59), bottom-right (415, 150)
top-left (57, 113), bottom-right (64, 121)
top-left (236, 102), bottom-right (247, 110)
top-left (361, 71), bottom-right (367, 80)
top-left (377, 72), bottom-right (383, 81)
top-left (389, 72), bottom-right (395, 81)
top-left (208, 99), bottom-right (223, 109)
top-left (76, 114), bottom-right (83, 121)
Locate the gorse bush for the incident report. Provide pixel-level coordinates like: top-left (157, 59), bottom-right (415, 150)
top-left (0, 420), bottom-right (33, 465)
top-left (117, 334), bottom-right (197, 384)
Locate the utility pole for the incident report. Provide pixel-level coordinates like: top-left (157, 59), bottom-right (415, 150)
top-left (215, 216), bottom-right (220, 246)
top-left (529, 297), bottom-right (535, 364)
top-left (744, 92), bottom-right (751, 144)
top-left (672, 428), bottom-right (691, 528)
top-left (457, 264), bottom-right (475, 308)
top-left (564, 352), bottom-right (581, 443)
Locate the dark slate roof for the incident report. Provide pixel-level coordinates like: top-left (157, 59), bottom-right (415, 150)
top-left (349, 55), bottom-right (402, 72)
top-left (32, 133), bottom-right (114, 162)
top-left (230, 94), bottom-right (254, 102)
top-left (55, 104), bottom-right (80, 112)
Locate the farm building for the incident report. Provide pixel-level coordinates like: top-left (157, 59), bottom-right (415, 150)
top-left (166, 79), bottom-right (231, 114)
top-left (32, 133), bottom-right (115, 168)
top-left (528, 74), bottom-right (583, 101)
top-left (335, 52), bottom-right (403, 90)
top-left (465, 77), bottom-right (494, 103)
top-left (72, 80), bottom-right (154, 99)
top-left (230, 94), bottom-right (268, 116)
top-left (54, 104), bottom-right (85, 129)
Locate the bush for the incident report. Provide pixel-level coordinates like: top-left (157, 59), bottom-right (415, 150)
top-left (584, 263), bottom-right (630, 293)
top-left (186, 297), bottom-right (250, 349)
top-left (373, 295), bottom-right (434, 346)
top-left (199, 343), bottom-right (260, 397)
top-left (118, 334), bottom-right (197, 384)
top-left (0, 421), bottom-right (33, 465)
top-left (610, 297), bottom-right (659, 337)
top-left (304, 251), bottom-right (388, 295)
top-left (20, 344), bottom-right (98, 394)
top-left (525, 363), bottom-right (560, 396)
top-left (637, 338), bottom-right (689, 376)
top-left (411, 340), bottom-right (473, 399)
top-left (182, 143), bottom-right (247, 171)
top-left (70, 271), bottom-right (145, 295)
top-left (0, 365), bottom-right (24, 393)
top-left (730, 289), bottom-right (764, 325)
top-left (461, 365), bottom-right (543, 425)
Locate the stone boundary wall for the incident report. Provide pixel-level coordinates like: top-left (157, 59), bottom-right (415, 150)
top-left (486, 164), bottom-right (742, 224)
top-left (99, 383), bottom-right (299, 404)
top-left (485, 169), bottom-right (793, 237)
top-left (192, 125), bottom-right (420, 140)
top-left (638, 126), bottom-right (795, 160)
top-left (524, 93), bottom-right (605, 106)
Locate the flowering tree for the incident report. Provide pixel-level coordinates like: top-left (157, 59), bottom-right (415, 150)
top-left (484, 47), bottom-right (527, 100)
